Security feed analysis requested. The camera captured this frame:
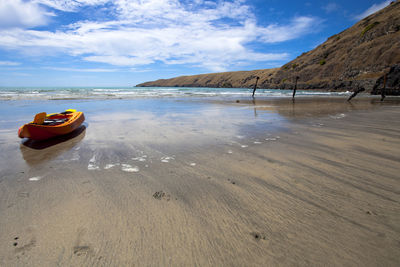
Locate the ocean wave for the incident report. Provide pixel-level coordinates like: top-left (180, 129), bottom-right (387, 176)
top-left (0, 87), bottom-right (352, 100)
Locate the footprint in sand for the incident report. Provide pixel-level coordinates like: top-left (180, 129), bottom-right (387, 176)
top-left (73, 228), bottom-right (92, 257)
top-left (14, 237), bottom-right (36, 253)
top-left (13, 228), bottom-right (37, 254)
top-left (227, 178), bottom-right (236, 185)
top-left (73, 246), bottom-right (91, 256)
top-left (250, 232), bottom-right (267, 241)
top-left (153, 191), bottom-right (171, 201)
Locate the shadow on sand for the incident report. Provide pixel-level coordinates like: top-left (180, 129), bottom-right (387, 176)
top-left (20, 125), bottom-right (87, 166)
top-left (21, 124), bottom-right (87, 150)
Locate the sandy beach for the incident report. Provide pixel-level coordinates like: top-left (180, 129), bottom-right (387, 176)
top-left (0, 96), bottom-right (399, 266)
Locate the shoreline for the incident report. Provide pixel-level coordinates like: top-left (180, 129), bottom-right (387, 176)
top-left (0, 87), bottom-right (353, 101)
top-left (0, 96), bottom-right (399, 266)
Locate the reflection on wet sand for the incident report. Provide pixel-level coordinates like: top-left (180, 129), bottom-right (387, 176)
top-left (243, 97), bottom-right (400, 119)
top-left (20, 125), bottom-right (86, 166)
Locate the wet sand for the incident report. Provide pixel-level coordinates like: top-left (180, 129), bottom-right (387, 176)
top-left (0, 96), bottom-right (399, 266)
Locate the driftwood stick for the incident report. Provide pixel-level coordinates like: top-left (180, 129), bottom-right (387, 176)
top-left (252, 76), bottom-right (260, 97)
top-left (381, 73), bottom-right (387, 101)
top-left (347, 87), bottom-right (365, 101)
top-left (292, 76), bottom-right (299, 99)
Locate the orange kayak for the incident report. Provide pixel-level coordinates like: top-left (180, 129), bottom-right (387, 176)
top-left (18, 109), bottom-right (85, 140)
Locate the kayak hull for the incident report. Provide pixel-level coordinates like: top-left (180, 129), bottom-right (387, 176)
top-left (18, 112), bottom-right (85, 140)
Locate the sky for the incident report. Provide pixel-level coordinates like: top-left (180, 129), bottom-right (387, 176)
top-left (0, 0), bottom-right (393, 87)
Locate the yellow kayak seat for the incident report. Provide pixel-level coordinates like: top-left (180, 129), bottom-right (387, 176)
top-left (46, 109), bottom-right (77, 117)
top-left (33, 112), bottom-right (47, 124)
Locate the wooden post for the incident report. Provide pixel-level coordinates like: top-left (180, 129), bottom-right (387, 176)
top-left (252, 76), bottom-right (260, 97)
top-left (347, 87), bottom-right (365, 101)
top-left (381, 73), bottom-right (387, 101)
top-left (292, 76), bottom-right (299, 99)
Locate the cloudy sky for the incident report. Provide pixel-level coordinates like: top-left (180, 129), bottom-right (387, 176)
top-left (0, 0), bottom-right (392, 86)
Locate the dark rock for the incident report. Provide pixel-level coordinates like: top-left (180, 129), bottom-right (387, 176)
top-left (372, 64), bottom-right (400, 95)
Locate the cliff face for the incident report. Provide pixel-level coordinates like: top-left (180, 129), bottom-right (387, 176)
top-left (137, 1), bottom-right (400, 93)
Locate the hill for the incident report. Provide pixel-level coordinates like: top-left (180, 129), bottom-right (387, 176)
top-left (137, 1), bottom-right (400, 93)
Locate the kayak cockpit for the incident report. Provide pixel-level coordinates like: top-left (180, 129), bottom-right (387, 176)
top-left (18, 109), bottom-right (85, 140)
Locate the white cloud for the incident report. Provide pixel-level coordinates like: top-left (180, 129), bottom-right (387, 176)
top-left (355, 0), bottom-right (391, 20)
top-left (84, 55), bottom-right (155, 66)
top-left (0, 0), bottom-right (319, 71)
top-left (33, 0), bottom-right (109, 12)
top-left (259, 16), bottom-right (319, 43)
top-left (9, 72), bottom-right (32, 76)
top-left (322, 3), bottom-right (339, 13)
top-left (0, 0), bottom-right (54, 28)
top-left (46, 67), bottom-right (119, 72)
top-left (0, 60), bottom-right (20, 66)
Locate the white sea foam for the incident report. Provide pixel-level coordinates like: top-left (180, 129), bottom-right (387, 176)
top-left (121, 164), bottom-right (139, 172)
top-left (88, 155), bottom-right (100, 170)
top-left (132, 155), bottom-right (147, 162)
top-left (29, 176), bottom-right (42, 181)
top-left (161, 156), bottom-right (175, 163)
top-left (0, 87), bottom-right (352, 101)
top-left (104, 163), bottom-right (119, 169)
top-left (330, 113), bottom-right (346, 119)
top-left (71, 151), bottom-right (80, 161)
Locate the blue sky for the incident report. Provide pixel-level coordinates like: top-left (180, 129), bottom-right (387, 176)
top-left (0, 0), bottom-right (392, 87)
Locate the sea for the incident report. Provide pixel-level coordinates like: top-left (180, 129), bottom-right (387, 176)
top-left (0, 87), bottom-right (351, 100)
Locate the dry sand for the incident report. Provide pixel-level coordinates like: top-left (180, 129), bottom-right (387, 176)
top-left (0, 96), bottom-right (399, 266)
